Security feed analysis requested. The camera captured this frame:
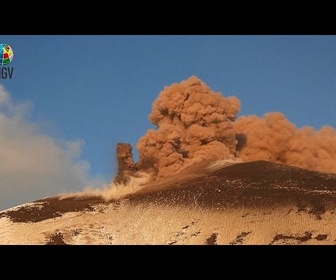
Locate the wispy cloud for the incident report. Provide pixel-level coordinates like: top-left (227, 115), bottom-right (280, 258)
top-left (0, 85), bottom-right (103, 211)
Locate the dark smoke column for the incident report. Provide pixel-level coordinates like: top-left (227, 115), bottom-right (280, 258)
top-left (113, 143), bottom-right (136, 184)
top-left (135, 75), bottom-right (241, 180)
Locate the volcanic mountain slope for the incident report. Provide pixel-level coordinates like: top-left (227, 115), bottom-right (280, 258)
top-left (1, 160), bottom-right (336, 245)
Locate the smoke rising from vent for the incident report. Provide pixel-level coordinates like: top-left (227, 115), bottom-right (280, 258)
top-left (131, 76), bottom-right (336, 179)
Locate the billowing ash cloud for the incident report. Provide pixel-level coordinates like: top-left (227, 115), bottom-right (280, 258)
top-left (234, 113), bottom-right (336, 174)
top-left (135, 76), bottom-right (241, 179)
top-left (133, 76), bottom-right (336, 179)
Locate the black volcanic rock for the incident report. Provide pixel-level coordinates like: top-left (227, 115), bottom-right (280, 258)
top-left (129, 161), bottom-right (336, 219)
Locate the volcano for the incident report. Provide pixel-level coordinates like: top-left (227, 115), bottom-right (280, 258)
top-left (1, 159), bottom-right (336, 245)
top-left (2, 76), bottom-right (336, 246)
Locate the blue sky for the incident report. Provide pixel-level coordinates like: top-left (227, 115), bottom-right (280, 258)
top-left (0, 35), bottom-right (335, 210)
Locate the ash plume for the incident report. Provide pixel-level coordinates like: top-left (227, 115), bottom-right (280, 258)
top-left (113, 143), bottom-right (136, 185)
top-left (135, 76), bottom-right (241, 179)
top-left (234, 113), bottom-right (336, 174)
top-left (131, 76), bottom-right (336, 180)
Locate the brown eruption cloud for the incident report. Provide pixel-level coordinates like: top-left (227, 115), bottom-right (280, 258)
top-left (129, 75), bottom-right (336, 181)
top-left (234, 113), bottom-right (336, 174)
top-left (134, 76), bottom-right (241, 179)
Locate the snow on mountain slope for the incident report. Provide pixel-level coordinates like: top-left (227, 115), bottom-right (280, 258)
top-left (1, 160), bottom-right (336, 245)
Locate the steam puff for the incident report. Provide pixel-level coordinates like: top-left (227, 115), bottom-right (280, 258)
top-left (136, 76), bottom-right (241, 179)
top-left (234, 112), bottom-right (336, 174)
